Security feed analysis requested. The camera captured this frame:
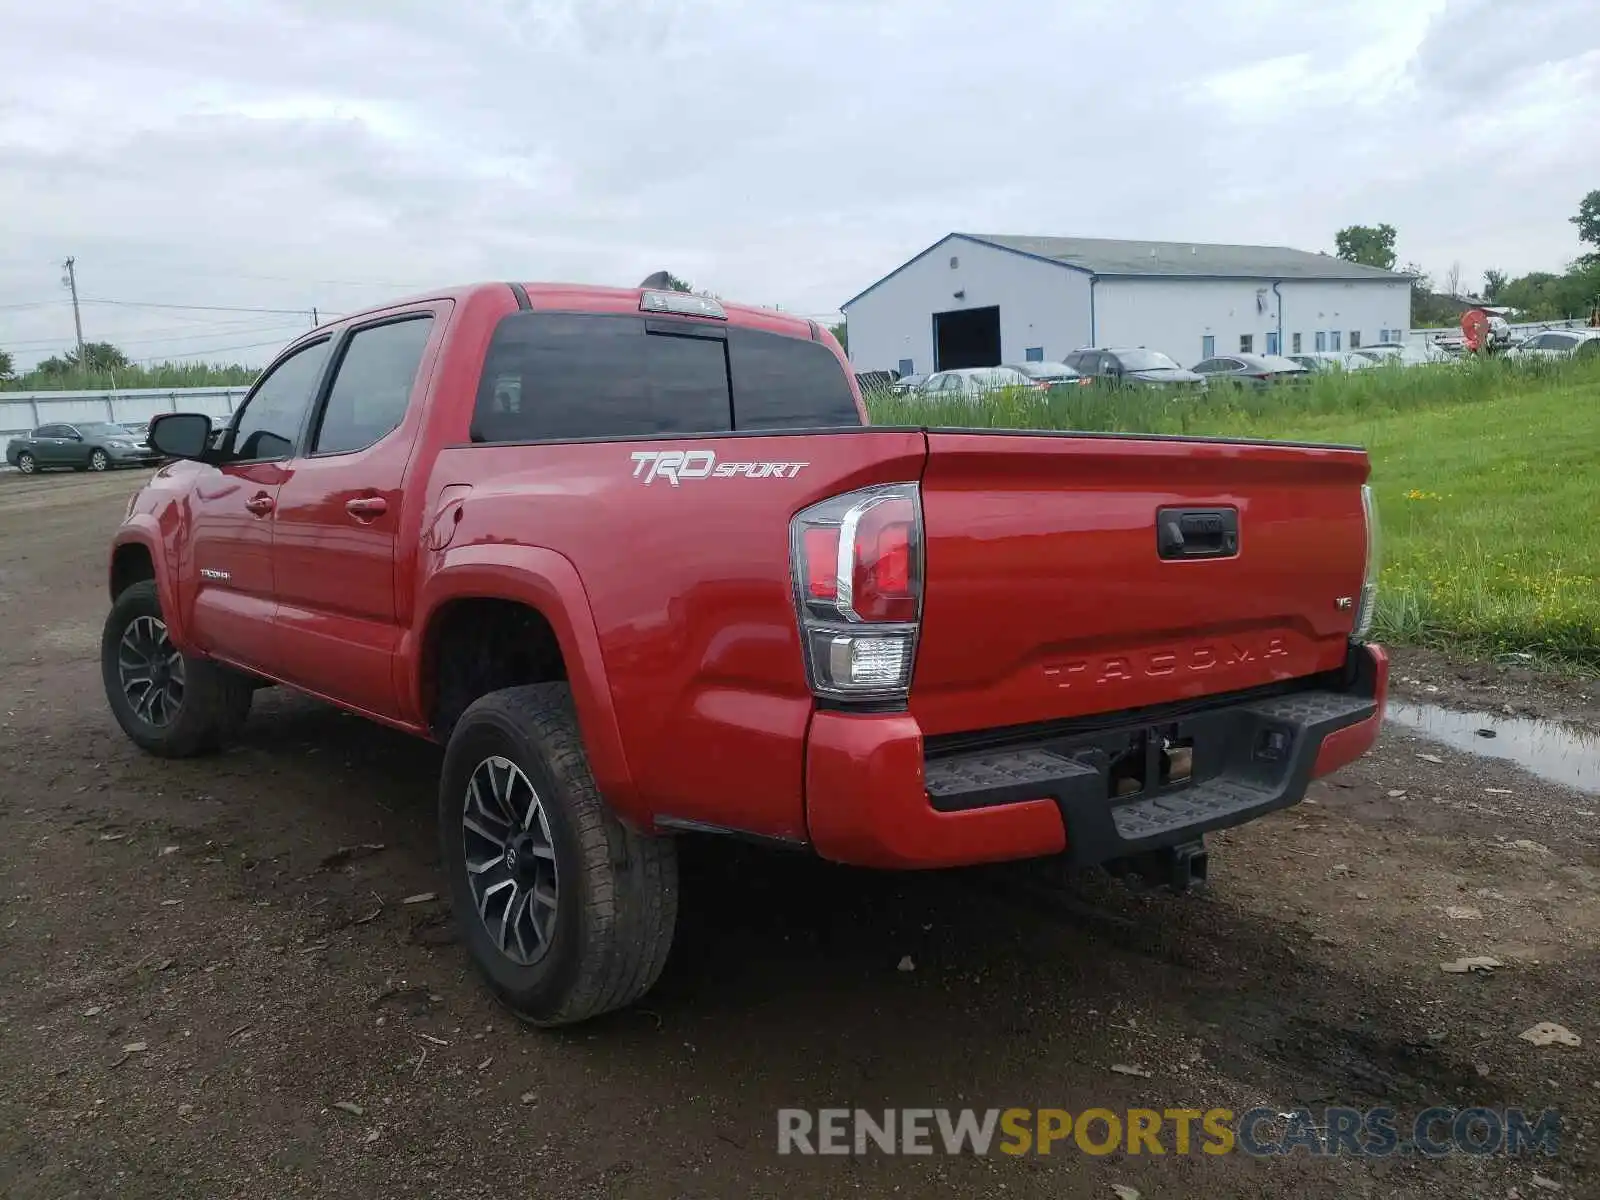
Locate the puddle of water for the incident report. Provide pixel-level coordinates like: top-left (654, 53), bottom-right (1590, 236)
top-left (1385, 702), bottom-right (1600, 796)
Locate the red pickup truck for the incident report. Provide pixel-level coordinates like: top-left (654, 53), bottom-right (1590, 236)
top-left (102, 281), bottom-right (1387, 1026)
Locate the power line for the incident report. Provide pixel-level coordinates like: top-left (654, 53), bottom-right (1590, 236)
top-left (0, 298), bottom-right (67, 311)
top-left (79, 297), bottom-right (317, 316)
top-left (2, 315), bottom-right (305, 351)
top-left (131, 335), bottom-right (302, 364)
top-left (133, 269), bottom-right (435, 290)
top-left (112, 322), bottom-right (311, 353)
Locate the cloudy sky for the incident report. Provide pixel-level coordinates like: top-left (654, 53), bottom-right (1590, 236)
top-left (2, 0), bottom-right (1597, 369)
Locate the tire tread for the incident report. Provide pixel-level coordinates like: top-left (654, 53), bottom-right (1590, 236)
top-left (101, 580), bottom-right (252, 757)
top-left (447, 684), bottom-right (677, 1026)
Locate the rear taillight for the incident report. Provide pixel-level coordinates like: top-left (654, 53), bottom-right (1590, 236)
top-left (790, 483), bottom-right (922, 702)
top-left (1354, 484), bottom-right (1380, 639)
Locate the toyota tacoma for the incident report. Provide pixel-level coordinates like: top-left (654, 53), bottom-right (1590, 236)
top-left (102, 280), bottom-right (1387, 1025)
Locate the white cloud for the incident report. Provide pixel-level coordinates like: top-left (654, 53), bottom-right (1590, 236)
top-left (1, 0), bottom-right (1597, 369)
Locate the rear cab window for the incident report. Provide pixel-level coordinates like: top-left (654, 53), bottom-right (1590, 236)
top-left (470, 313), bottom-right (861, 443)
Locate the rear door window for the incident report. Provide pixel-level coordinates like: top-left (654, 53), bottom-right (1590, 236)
top-left (312, 316), bottom-right (434, 455)
top-left (472, 314), bottom-right (731, 443)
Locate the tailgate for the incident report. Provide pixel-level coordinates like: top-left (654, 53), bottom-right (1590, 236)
top-left (912, 431), bottom-right (1371, 736)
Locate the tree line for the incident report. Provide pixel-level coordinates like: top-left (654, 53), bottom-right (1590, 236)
top-left (0, 342), bottom-right (258, 392)
top-left (1334, 190), bottom-right (1600, 327)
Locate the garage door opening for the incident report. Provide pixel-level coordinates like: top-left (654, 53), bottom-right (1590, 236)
top-left (933, 306), bottom-right (1000, 371)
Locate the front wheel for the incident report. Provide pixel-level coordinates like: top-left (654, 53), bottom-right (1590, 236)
top-left (101, 580), bottom-right (253, 756)
top-left (88, 449), bottom-right (110, 471)
top-left (16, 452), bottom-right (36, 474)
top-left (439, 684), bottom-right (678, 1027)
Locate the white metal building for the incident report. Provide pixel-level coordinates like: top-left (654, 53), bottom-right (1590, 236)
top-left (841, 233), bottom-right (1412, 375)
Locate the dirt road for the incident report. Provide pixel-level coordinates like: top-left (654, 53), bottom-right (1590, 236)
top-left (1, 469), bottom-right (1595, 1199)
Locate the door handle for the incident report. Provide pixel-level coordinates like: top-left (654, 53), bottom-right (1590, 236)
top-left (1157, 507), bottom-right (1239, 559)
top-left (346, 496), bottom-right (388, 519)
top-left (245, 494), bottom-right (276, 516)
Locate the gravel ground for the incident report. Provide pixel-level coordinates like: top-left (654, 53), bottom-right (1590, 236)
top-left (1, 468), bottom-right (1595, 1199)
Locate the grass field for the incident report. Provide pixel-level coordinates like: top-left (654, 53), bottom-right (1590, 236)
top-left (868, 356), bottom-right (1600, 668)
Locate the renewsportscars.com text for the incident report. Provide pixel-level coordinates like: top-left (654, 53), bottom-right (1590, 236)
top-left (777, 1106), bottom-right (1561, 1158)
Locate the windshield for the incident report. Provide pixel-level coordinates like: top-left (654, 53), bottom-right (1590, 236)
top-left (1016, 361), bottom-right (1074, 378)
top-left (1117, 349), bottom-right (1181, 372)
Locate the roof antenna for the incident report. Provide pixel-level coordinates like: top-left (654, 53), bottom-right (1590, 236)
top-left (639, 270), bottom-right (673, 289)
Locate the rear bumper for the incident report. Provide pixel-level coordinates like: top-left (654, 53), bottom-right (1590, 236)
top-left (805, 642), bottom-right (1387, 870)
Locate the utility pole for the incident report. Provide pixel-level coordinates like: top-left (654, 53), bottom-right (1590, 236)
top-left (311, 307), bottom-right (319, 327)
top-left (61, 257), bottom-right (86, 365)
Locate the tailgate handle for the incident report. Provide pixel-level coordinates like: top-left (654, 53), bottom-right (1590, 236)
top-left (1157, 507), bottom-right (1238, 559)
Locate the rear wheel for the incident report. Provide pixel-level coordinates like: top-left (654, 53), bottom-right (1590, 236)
top-left (101, 580), bottom-right (253, 756)
top-left (439, 684), bottom-right (678, 1026)
top-left (16, 452), bottom-right (36, 474)
top-left (89, 449), bottom-right (110, 471)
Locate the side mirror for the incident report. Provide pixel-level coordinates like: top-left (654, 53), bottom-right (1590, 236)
top-left (149, 412), bottom-right (214, 461)
top-left (66, 430), bottom-right (84, 441)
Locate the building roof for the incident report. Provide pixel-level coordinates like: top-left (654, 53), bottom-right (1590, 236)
top-left (961, 233), bottom-right (1409, 282)
top-left (840, 231), bottom-right (1411, 309)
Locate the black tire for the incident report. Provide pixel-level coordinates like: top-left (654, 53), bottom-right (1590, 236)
top-left (439, 684), bottom-right (678, 1027)
top-left (101, 580), bottom-right (253, 757)
top-left (88, 449), bottom-right (109, 471)
top-left (16, 452), bottom-right (36, 474)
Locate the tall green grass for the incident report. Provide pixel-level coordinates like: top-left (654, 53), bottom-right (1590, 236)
top-left (866, 354), bottom-right (1594, 436)
top-left (868, 355), bottom-right (1600, 669)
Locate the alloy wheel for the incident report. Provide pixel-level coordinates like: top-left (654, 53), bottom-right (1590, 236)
top-left (462, 755), bottom-right (560, 965)
top-left (117, 615), bottom-right (185, 727)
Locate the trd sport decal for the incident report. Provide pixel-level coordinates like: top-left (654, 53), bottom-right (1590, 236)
top-left (630, 450), bottom-right (809, 486)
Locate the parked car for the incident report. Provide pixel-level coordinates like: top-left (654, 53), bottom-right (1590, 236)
top-left (5, 421), bottom-right (163, 474)
top-left (1287, 352), bottom-right (1375, 373)
top-left (119, 421), bottom-right (152, 440)
top-left (103, 279), bottom-right (1386, 1026)
top-left (889, 373), bottom-right (927, 395)
top-left (1064, 347), bottom-right (1207, 390)
top-left (1007, 360), bottom-right (1084, 386)
top-left (1352, 345), bottom-right (1444, 367)
top-left (920, 366), bottom-right (1041, 398)
top-left (1192, 353), bottom-right (1310, 387)
top-left (1506, 329), bottom-right (1600, 360)
top-left (854, 370), bottom-right (900, 396)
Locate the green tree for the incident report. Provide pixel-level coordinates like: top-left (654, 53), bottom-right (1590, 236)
top-left (1483, 269), bottom-right (1507, 301)
top-left (1334, 223), bottom-right (1398, 272)
top-left (35, 353), bottom-right (74, 376)
top-left (827, 321), bottom-right (847, 352)
top-left (1404, 263), bottom-right (1465, 327)
top-left (1573, 189), bottom-right (1600, 251)
top-left (1494, 260), bottom-right (1600, 320)
top-left (69, 341), bottom-right (130, 371)
top-left (0, 348), bottom-right (14, 382)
